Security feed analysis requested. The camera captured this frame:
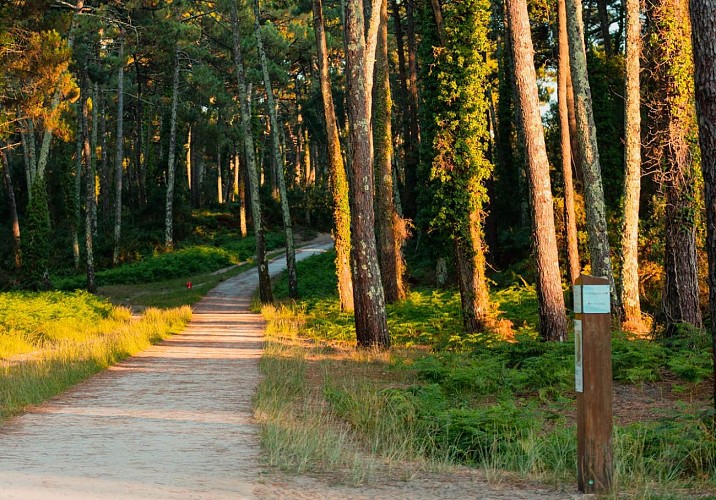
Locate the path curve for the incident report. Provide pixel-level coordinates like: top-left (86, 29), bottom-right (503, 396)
top-left (0, 236), bottom-right (574, 499)
top-left (0, 237), bottom-right (333, 499)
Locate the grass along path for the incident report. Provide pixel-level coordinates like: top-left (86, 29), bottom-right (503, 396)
top-left (0, 237), bottom-right (334, 499)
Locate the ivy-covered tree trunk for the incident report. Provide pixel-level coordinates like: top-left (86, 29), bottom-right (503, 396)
top-left (0, 149), bottom-right (21, 268)
top-left (566, 0), bottom-right (617, 305)
top-left (373, 0), bottom-right (406, 303)
top-left (112, 31), bottom-right (125, 266)
top-left (165, 45), bottom-right (180, 249)
top-left (558, 0), bottom-right (580, 285)
top-left (252, 0), bottom-right (298, 299)
top-left (647, 0), bottom-right (702, 336)
top-left (313, 0), bottom-right (354, 311)
top-left (507, 0), bottom-right (568, 341)
top-left (230, 0), bottom-right (272, 303)
top-left (418, 0), bottom-right (492, 334)
top-left (689, 0), bottom-right (716, 416)
top-left (344, 0), bottom-right (390, 348)
top-left (620, 0), bottom-right (643, 331)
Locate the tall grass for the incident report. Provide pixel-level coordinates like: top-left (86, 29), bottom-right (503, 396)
top-left (257, 252), bottom-right (716, 495)
top-left (0, 291), bottom-right (191, 420)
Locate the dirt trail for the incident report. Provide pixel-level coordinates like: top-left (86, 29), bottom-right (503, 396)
top-left (0, 235), bottom-right (575, 499)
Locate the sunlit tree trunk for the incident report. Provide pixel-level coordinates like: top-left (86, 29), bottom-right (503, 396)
top-left (313, 0), bottom-right (354, 311)
top-left (689, 0), bottom-right (716, 416)
top-left (566, 0), bottom-right (617, 305)
top-left (230, 0), bottom-right (272, 302)
top-left (165, 45), bottom-right (180, 249)
top-left (373, 0), bottom-right (405, 303)
top-left (620, 0), bottom-right (643, 331)
top-left (507, 0), bottom-right (568, 341)
top-left (558, 0), bottom-right (580, 285)
top-left (112, 31), bottom-right (125, 266)
top-left (252, 0), bottom-right (298, 298)
top-left (344, 0), bottom-right (390, 347)
top-left (648, 0), bottom-right (702, 336)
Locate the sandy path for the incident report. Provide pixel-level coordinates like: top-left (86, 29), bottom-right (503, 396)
top-left (0, 238), bottom-right (333, 499)
top-left (0, 235), bottom-right (575, 499)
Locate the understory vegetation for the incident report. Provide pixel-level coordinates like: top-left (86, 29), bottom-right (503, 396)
top-left (0, 290), bottom-right (190, 420)
top-left (258, 252), bottom-right (716, 495)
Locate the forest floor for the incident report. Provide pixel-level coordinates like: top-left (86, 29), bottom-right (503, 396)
top-left (0, 235), bottom-right (580, 499)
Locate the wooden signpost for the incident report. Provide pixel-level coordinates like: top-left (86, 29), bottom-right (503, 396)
top-left (573, 275), bottom-right (613, 493)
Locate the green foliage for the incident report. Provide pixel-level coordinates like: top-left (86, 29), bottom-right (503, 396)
top-left (54, 231), bottom-right (286, 290)
top-left (21, 179), bottom-right (52, 290)
top-left (416, 0), bottom-right (493, 249)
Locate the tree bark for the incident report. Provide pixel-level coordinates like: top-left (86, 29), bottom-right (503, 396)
top-left (507, 0), bottom-right (568, 342)
top-left (373, 0), bottom-right (405, 303)
top-left (252, 0), bottom-right (298, 298)
top-left (112, 31), bottom-right (125, 266)
top-left (559, 0), bottom-right (581, 285)
top-left (689, 0), bottom-right (716, 416)
top-left (73, 99), bottom-right (82, 271)
top-left (344, 0), bottom-right (390, 348)
top-left (313, 0), bottom-right (354, 311)
top-left (80, 69), bottom-right (96, 293)
top-left (230, 1), bottom-right (272, 303)
top-left (403, 0), bottom-right (420, 219)
top-left (566, 0), bottom-right (617, 304)
top-left (390, 0), bottom-right (411, 208)
top-left (647, 0), bottom-right (702, 335)
top-left (35, 0), bottom-right (83, 184)
top-left (619, 0), bottom-right (643, 331)
top-left (165, 45), bottom-right (180, 249)
top-left (100, 87), bottom-right (110, 219)
top-left (0, 148), bottom-right (21, 268)
top-left (596, 0), bottom-right (613, 56)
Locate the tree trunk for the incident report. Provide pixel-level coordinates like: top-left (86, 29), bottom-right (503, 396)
top-left (559, 0), bottom-right (581, 285)
top-left (0, 148), bottom-right (21, 268)
top-left (35, 0), bottom-right (83, 183)
top-left (230, 1), bottom-right (272, 303)
top-left (373, 0), bottom-right (405, 303)
top-left (390, 0), bottom-right (411, 210)
top-left (252, 0), bottom-right (298, 298)
top-left (81, 70), bottom-right (96, 293)
top-left (237, 151), bottom-right (248, 237)
top-left (217, 147), bottom-right (224, 205)
top-left (313, 0), bottom-right (354, 311)
top-left (344, 0), bottom-right (390, 348)
top-left (135, 55), bottom-right (146, 207)
top-left (403, 0), bottom-right (420, 219)
top-left (596, 0), bottom-right (613, 56)
top-left (91, 82), bottom-right (99, 235)
top-left (689, 0), bottom-right (716, 416)
top-left (112, 31), bottom-right (125, 266)
top-left (647, 0), bottom-right (702, 335)
top-left (507, 0), bottom-right (568, 342)
top-left (186, 126), bottom-right (192, 192)
top-left (100, 87), bottom-right (110, 219)
top-left (165, 45), bottom-right (180, 249)
top-left (619, 0), bottom-right (643, 331)
top-left (72, 100), bottom-right (82, 271)
top-left (566, 0), bottom-right (617, 305)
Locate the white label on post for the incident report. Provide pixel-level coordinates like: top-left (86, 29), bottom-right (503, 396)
top-left (582, 285), bottom-right (610, 314)
top-left (574, 319), bottom-right (583, 393)
top-left (573, 285), bottom-right (582, 314)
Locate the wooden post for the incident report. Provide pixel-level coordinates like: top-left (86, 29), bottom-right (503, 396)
top-left (574, 274), bottom-right (613, 493)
